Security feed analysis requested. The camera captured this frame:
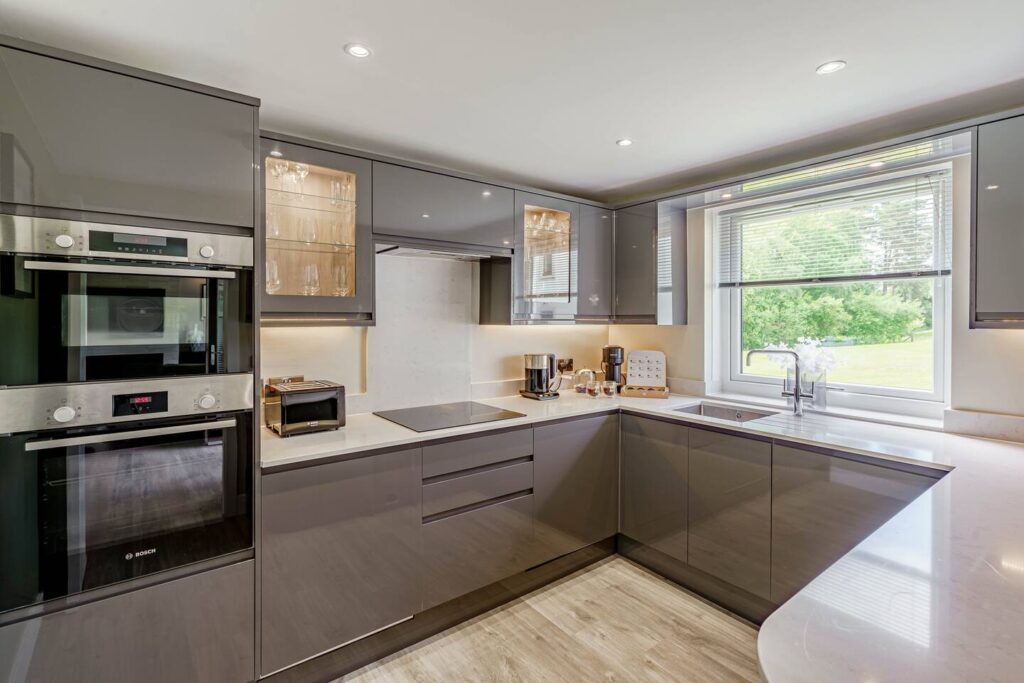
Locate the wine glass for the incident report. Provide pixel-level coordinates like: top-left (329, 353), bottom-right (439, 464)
top-left (293, 163), bottom-right (310, 194)
top-left (330, 179), bottom-right (344, 206)
top-left (268, 159), bottom-right (288, 188)
top-left (301, 263), bottom-right (320, 296)
top-left (265, 259), bottom-right (281, 294)
top-left (266, 207), bottom-right (281, 239)
top-left (332, 262), bottom-right (350, 297)
top-left (298, 215), bottom-right (318, 243)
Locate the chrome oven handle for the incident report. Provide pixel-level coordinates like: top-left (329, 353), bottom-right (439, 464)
top-left (24, 418), bottom-right (237, 452)
top-left (22, 261), bottom-right (237, 279)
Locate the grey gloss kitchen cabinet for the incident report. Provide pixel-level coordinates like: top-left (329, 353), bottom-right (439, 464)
top-left (613, 202), bottom-right (658, 322)
top-left (771, 444), bottom-right (936, 604)
top-left (972, 114), bottom-right (1024, 326)
top-left (620, 415), bottom-right (689, 563)
top-left (514, 191), bottom-right (579, 321)
top-left (0, 561), bottom-right (254, 683)
top-left (260, 135), bottom-right (375, 323)
top-left (688, 427), bottom-right (772, 600)
top-left (372, 162), bottom-right (514, 249)
top-left (577, 204), bottom-right (615, 320)
top-left (534, 414), bottom-right (619, 562)
top-left (0, 42), bottom-right (256, 229)
top-left (260, 448), bottom-right (421, 675)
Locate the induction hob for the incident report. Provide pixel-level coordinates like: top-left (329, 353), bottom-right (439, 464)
top-left (374, 401), bottom-right (525, 432)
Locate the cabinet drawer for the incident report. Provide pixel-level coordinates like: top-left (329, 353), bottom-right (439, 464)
top-left (422, 460), bottom-right (533, 519)
top-left (421, 493), bottom-right (534, 610)
top-left (422, 428), bottom-right (533, 478)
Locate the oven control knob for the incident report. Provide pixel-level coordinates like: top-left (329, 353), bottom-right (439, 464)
top-left (53, 406), bottom-right (77, 423)
top-left (55, 234), bottom-right (75, 249)
top-left (197, 394), bottom-right (217, 410)
top-left (198, 245), bottom-right (216, 259)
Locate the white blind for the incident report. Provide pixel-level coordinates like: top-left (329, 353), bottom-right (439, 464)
top-left (716, 170), bottom-right (952, 287)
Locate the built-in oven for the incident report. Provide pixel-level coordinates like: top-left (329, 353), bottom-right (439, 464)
top-left (0, 215), bottom-right (253, 387)
top-left (0, 377), bottom-right (254, 616)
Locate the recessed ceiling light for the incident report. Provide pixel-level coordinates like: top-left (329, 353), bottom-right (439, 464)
top-left (721, 192), bottom-right (733, 199)
top-left (869, 161), bottom-right (885, 168)
top-left (269, 150), bottom-right (283, 158)
top-left (986, 184), bottom-right (1000, 190)
top-left (344, 43), bottom-right (372, 58)
top-left (421, 213), bottom-right (430, 218)
top-left (815, 60), bottom-right (847, 75)
top-left (482, 190), bottom-right (492, 197)
top-left (616, 138), bottom-right (633, 147)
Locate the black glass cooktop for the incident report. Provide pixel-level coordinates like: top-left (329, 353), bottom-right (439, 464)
top-left (374, 401), bottom-right (525, 433)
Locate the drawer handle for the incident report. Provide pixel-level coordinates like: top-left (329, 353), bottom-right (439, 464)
top-left (422, 489), bottom-right (532, 524)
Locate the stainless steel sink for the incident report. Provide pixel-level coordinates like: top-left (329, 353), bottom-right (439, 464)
top-left (674, 402), bottom-right (777, 423)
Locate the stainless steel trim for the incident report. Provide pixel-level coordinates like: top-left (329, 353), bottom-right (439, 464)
top-left (0, 374), bottom-right (254, 434)
top-left (25, 418), bottom-right (238, 451)
top-left (0, 214), bottom-right (254, 267)
top-left (23, 261), bottom-right (238, 279)
top-left (261, 615), bottom-right (414, 678)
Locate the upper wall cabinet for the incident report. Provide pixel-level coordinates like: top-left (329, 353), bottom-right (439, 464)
top-left (0, 41), bottom-right (257, 230)
top-left (972, 115), bottom-right (1024, 327)
top-left (577, 204), bottom-right (614, 320)
top-left (260, 135), bottom-right (374, 324)
top-left (514, 191), bottom-right (579, 322)
top-left (372, 162), bottom-right (514, 250)
top-left (614, 201), bottom-right (658, 322)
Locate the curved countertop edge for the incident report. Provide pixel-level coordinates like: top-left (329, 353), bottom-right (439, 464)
top-left (262, 392), bottom-right (1024, 682)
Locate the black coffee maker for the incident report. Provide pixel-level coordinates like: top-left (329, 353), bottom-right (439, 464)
top-left (602, 345), bottom-right (625, 393)
top-left (521, 353), bottom-right (560, 400)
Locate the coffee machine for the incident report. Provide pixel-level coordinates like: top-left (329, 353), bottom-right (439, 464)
top-left (602, 345), bottom-right (625, 393)
top-left (521, 353), bottom-right (561, 400)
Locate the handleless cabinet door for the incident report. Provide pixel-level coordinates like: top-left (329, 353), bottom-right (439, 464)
top-left (771, 444), bottom-right (936, 604)
top-left (620, 415), bottom-right (688, 563)
top-left (973, 115), bottom-right (1024, 325)
top-left (613, 202), bottom-right (657, 322)
top-left (372, 162), bottom-right (514, 248)
top-left (260, 448), bottom-right (421, 675)
top-left (688, 427), bottom-right (771, 600)
top-left (0, 560), bottom-right (254, 683)
top-left (0, 45), bottom-right (256, 229)
top-left (577, 204), bottom-right (614, 320)
top-left (534, 414), bottom-right (619, 562)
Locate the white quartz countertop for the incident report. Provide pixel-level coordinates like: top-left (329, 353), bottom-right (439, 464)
top-left (261, 392), bottom-right (1024, 682)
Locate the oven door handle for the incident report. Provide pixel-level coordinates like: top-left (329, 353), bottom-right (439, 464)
top-left (22, 261), bottom-right (237, 279)
top-left (24, 418), bottom-right (237, 452)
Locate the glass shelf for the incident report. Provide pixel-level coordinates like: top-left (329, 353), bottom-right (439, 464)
top-left (266, 188), bottom-right (355, 213)
top-left (266, 237), bottom-right (356, 252)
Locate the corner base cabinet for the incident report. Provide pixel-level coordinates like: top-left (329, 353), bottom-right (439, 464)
top-left (260, 448), bottom-right (421, 676)
top-left (260, 134), bottom-right (374, 324)
top-left (0, 561), bottom-right (254, 683)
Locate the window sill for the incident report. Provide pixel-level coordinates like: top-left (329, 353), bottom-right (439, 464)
top-left (704, 391), bottom-right (946, 432)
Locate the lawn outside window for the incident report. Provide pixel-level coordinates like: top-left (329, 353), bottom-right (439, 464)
top-left (713, 161), bottom-right (953, 417)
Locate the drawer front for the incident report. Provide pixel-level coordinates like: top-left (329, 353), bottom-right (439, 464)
top-left (421, 494), bottom-right (534, 610)
top-left (422, 428), bottom-right (533, 479)
top-left (422, 460), bottom-right (533, 519)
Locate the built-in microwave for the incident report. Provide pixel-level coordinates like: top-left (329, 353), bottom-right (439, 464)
top-left (0, 215), bottom-right (253, 388)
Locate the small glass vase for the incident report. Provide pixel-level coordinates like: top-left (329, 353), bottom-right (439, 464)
top-left (784, 368), bottom-right (827, 411)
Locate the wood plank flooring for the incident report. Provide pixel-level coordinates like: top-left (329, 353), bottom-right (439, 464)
top-left (340, 556), bottom-right (760, 682)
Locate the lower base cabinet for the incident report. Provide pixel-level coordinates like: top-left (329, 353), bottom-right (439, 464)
top-left (688, 427), bottom-right (772, 600)
top-left (620, 415), bottom-right (689, 563)
top-left (0, 561), bottom-right (254, 683)
top-left (534, 414), bottom-right (619, 563)
top-left (771, 444), bottom-right (937, 604)
top-left (260, 448), bottom-right (421, 676)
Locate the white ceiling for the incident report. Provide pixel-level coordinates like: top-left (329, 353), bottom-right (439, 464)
top-left (2, 0), bottom-right (1023, 202)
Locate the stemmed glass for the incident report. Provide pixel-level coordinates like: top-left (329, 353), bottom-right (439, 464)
top-left (301, 263), bottom-right (320, 296)
top-left (293, 163), bottom-right (310, 195)
top-left (265, 259), bottom-right (281, 294)
top-left (298, 215), bottom-right (318, 243)
top-left (332, 262), bottom-right (350, 297)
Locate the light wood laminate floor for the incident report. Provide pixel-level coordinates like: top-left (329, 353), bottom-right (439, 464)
top-left (340, 556), bottom-right (760, 682)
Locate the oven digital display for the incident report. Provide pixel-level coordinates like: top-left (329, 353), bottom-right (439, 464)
top-left (89, 231), bottom-right (188, 257)
top-left (113, 391), bottom-right (169, 417)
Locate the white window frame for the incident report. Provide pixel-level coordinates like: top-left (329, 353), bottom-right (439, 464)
top-left (712, 163), bottom-right (952, 418)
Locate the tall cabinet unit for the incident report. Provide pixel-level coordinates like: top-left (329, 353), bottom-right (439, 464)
top-left (972, 114), bottom-right (1024, 327)
top-left (260, 135), bottom-right (374, 324)
top-left (513, 191), bottom-right (579, 322)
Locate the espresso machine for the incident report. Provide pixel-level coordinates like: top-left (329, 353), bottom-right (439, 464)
top-left (521, 353), bottom-right (561, 400)
top-left (602, 345), bottom-right (625, 393)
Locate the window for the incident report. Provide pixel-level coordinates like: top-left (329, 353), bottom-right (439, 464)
top-left (714, 165), bottom-right (952, 411)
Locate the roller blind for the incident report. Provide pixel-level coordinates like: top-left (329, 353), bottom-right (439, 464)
top-left (716, 170), bottom-right (952, 288)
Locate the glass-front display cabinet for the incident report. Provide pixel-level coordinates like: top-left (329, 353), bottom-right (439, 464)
top-left (513, 191), bottom-right (578, 322)
top-left (260, 135), bottom-right (373, 324)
